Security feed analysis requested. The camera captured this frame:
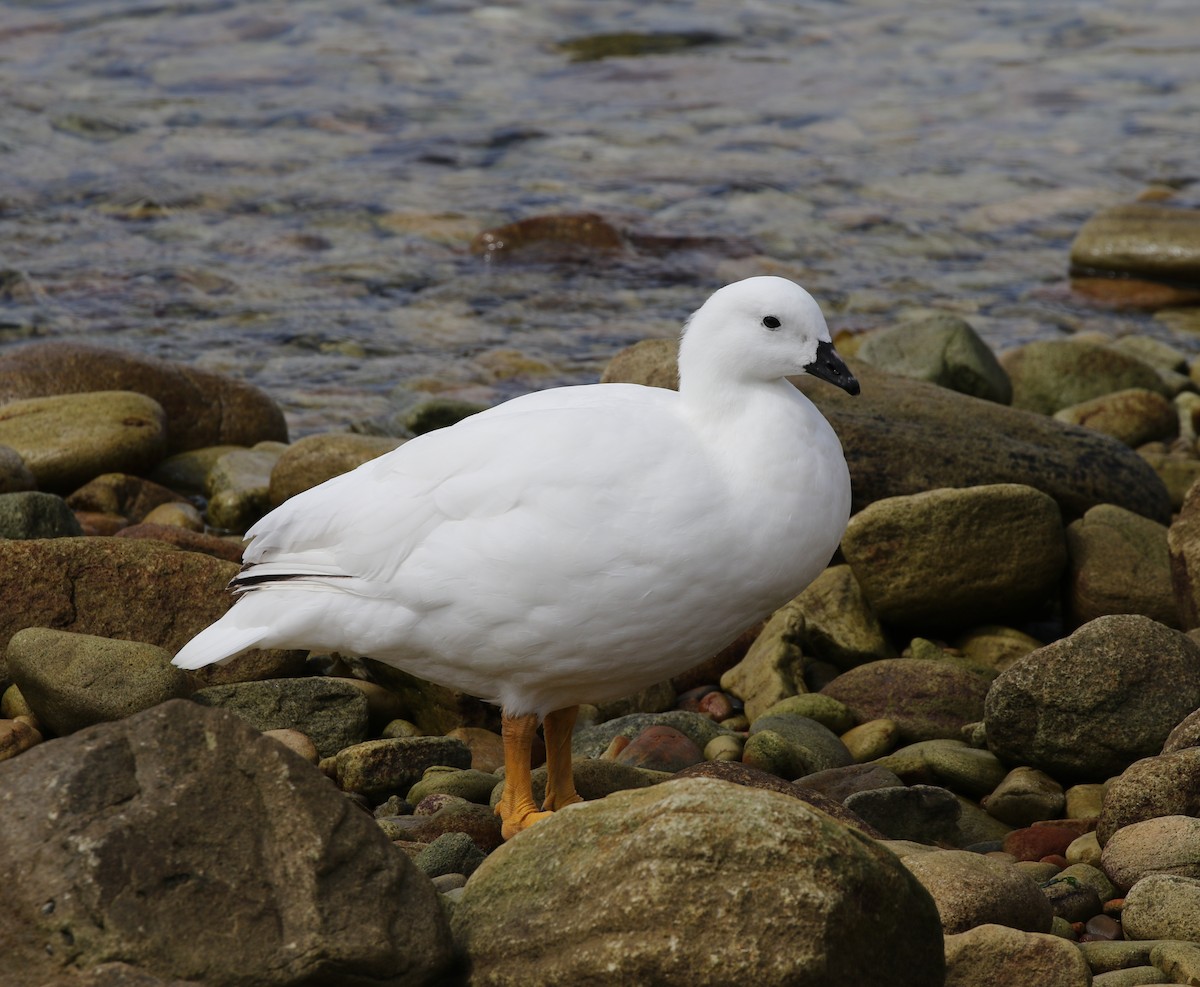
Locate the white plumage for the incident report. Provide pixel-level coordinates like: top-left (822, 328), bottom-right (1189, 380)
top-left (174, 276), bottom-right (858, 835)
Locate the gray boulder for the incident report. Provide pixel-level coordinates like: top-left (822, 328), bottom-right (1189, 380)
top-left (0, 700), bottom-right (453, 986)
top-left (985, 615), bottom-right (1200, 782)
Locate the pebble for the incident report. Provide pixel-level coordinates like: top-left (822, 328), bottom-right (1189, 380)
top-left (840, 717), bottom-right (900, 761)
top-left (982, 766), bottom-right (1065, 827)
top-left (333, 737), bottom-right (472, 798)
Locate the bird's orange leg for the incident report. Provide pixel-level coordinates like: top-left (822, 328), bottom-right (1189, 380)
top-left (541, 704), bottom-right (584, 812)
top-left (496, 711), bottom-right (552, 839)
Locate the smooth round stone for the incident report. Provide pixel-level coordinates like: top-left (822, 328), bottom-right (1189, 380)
top-left (0, 390), bottom-right (167, 492)
top-left (571, 711), bottom-right (730, 760)
top-left (414, 831), bottom-right (486, 880)
top-left (985, 615), bottom-right (1200, 782)
top-left (1122, 873), bottom-right (1200, 941)
top-left (944, 924), bottom-right (1092, 985)
top-left (1065, 783), bottom-right (1107, 820)
top-left (1100, 815), bottom-right (1200, 891)
top-left (756, 694), bottom-right (856, 734)
top-left (262, 728), bottom-right (319, 764)
top-left (793, 763), bottom-right (904, 803)
top-left (1054, 388), bottom-right (1178, 448)
top-left (1055, 863), bottom-right (1115, 905)
top-left (841, 718), bottom-right (900, 761)
top-left (407, 768), bottom-right (499, 806)
top-left (1097, 749), bottom-right (1200, 845)
top-left (822, 659), bottom-right (989, 743)
top-left (141, 500), bottom-right (205, 531)
top-left (1065, 504), bottom-right (1178, 629)
top-left (843, 784), bottom-right (962, 846)
top-left (0, 342), bottom-right (288, 453)
top-left (1069, 202), bottom-right (1200, 282)
top-left (855, 313), bottom-right (1012, 403)
top-left (786, 563), bottom-right (896, 670)
top-left (702, 734), bottom-right (743, 761)
top-left (453, 777), bottom-right (946, 985)
top-left (874, 739), bottom-right (1008, 800)
top-left (1001, 339), bottom-right (1169, 416)
top-left (1066, 832), bottom-right (1103, 866)
top-left (193, 678), bottom-right (370, 760)
top-left (1003, 824), bottom-right (1088, 863)
top-left (6, 627), bottom-right (191, 735)
top-left (0, 491), bottom-right (83, 539)
top-left (0, 684), bottom-right (34, 720)
top-left (953, 625), bottom-right (1042, 674)
top-left (614, 724), bottom-right (705, 772)
top-left (840, 483), bottom-right (1067, 630)
top-left (64, 473), bottom-right (181, 522)
top-left (1040, 879), bottom-right (1102, 924)
top-left (1083, 914), bottom-right (1122, 940)
top-left (444, 726), bottom-right (505, 773)
top-left (982, 766), bottom-right (1066, 827)
top-left (748, 713), bottom-right (854, 774)
top-left (0, 718), bottom-right (43, 761)
top-left (333, 737), bottom-right (472, 798)
top-left (902, 849), bottom-right (1054, 934)
top-left (268, 432), bottom-right (403, 507)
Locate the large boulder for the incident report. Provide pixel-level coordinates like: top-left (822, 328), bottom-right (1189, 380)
top-left (451, 777), bottom-right (945, 986)
top-left (602, 347), bottom-right (1169, 522)
top-left (0, 342), bottom-right (287, 453)
top-left (840, 484), bottom-right (1066, 630)
top-left (0, 700), bottom-right (453, 986)
top-left (0, 538), bottom-right (302, 687)
top-left (985, 615), bottom-right (1200, 782)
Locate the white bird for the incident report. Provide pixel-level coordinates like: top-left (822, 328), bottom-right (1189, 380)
top-left (174, 276), bottom-right (859, 838)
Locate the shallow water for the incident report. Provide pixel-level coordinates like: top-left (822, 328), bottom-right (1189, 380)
top-left (1, 0), bottom-right (1199, 435)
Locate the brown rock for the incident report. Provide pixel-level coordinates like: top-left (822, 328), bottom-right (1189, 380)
top-left (1065, 504), bottom-right (1179, 628)
top-left (1069, 203), bottom-right (1200, 283)
top-left (943, 924), bottom-right (1092, 986)
top-left (268, 432), bottom-right (402, 506)
top-left (614, 725), bottom-right (704, 772)
top-left (821, 659), bottom-right (989, 743)
top-left (1097, 748), bottom-right (1200, 846)
top-left (0, 342), bottom-right (288, 453)
top-left (64, 474), bottom-right (182, 522)
top-left (114, 523), bottom-right (245, 563)
top-left (0, 537), bottom-right (299, 688)
top-left (470, 212), bottom-right (625, 261)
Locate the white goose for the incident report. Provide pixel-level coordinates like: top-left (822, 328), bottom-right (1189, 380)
top-left (175, 276), bottom-right (859, 838)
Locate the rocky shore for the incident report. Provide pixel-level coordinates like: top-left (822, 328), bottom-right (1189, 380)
top-left (3, 203), bottom-right (1200, 985)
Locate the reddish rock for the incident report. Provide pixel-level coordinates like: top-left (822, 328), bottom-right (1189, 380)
top-left (115, 523), bottom-right (245, 563)
top-left (1003, 826), bottom-right (1077, 862)
top-left (614, 725), bottom-right (705, 772)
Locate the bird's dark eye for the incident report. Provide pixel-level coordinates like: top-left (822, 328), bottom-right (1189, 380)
top-left (762, 316), bottom-right (781, 329)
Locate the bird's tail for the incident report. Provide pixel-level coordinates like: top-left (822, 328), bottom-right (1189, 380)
top-left (173, 614), bottom-right (271, 670)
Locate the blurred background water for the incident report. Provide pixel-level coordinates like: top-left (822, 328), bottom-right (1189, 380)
top-left (1, 0), bottom-right (1198, 435)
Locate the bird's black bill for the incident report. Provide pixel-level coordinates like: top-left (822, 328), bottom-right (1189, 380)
top-left (805, 339), bottom-right (860, 395)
